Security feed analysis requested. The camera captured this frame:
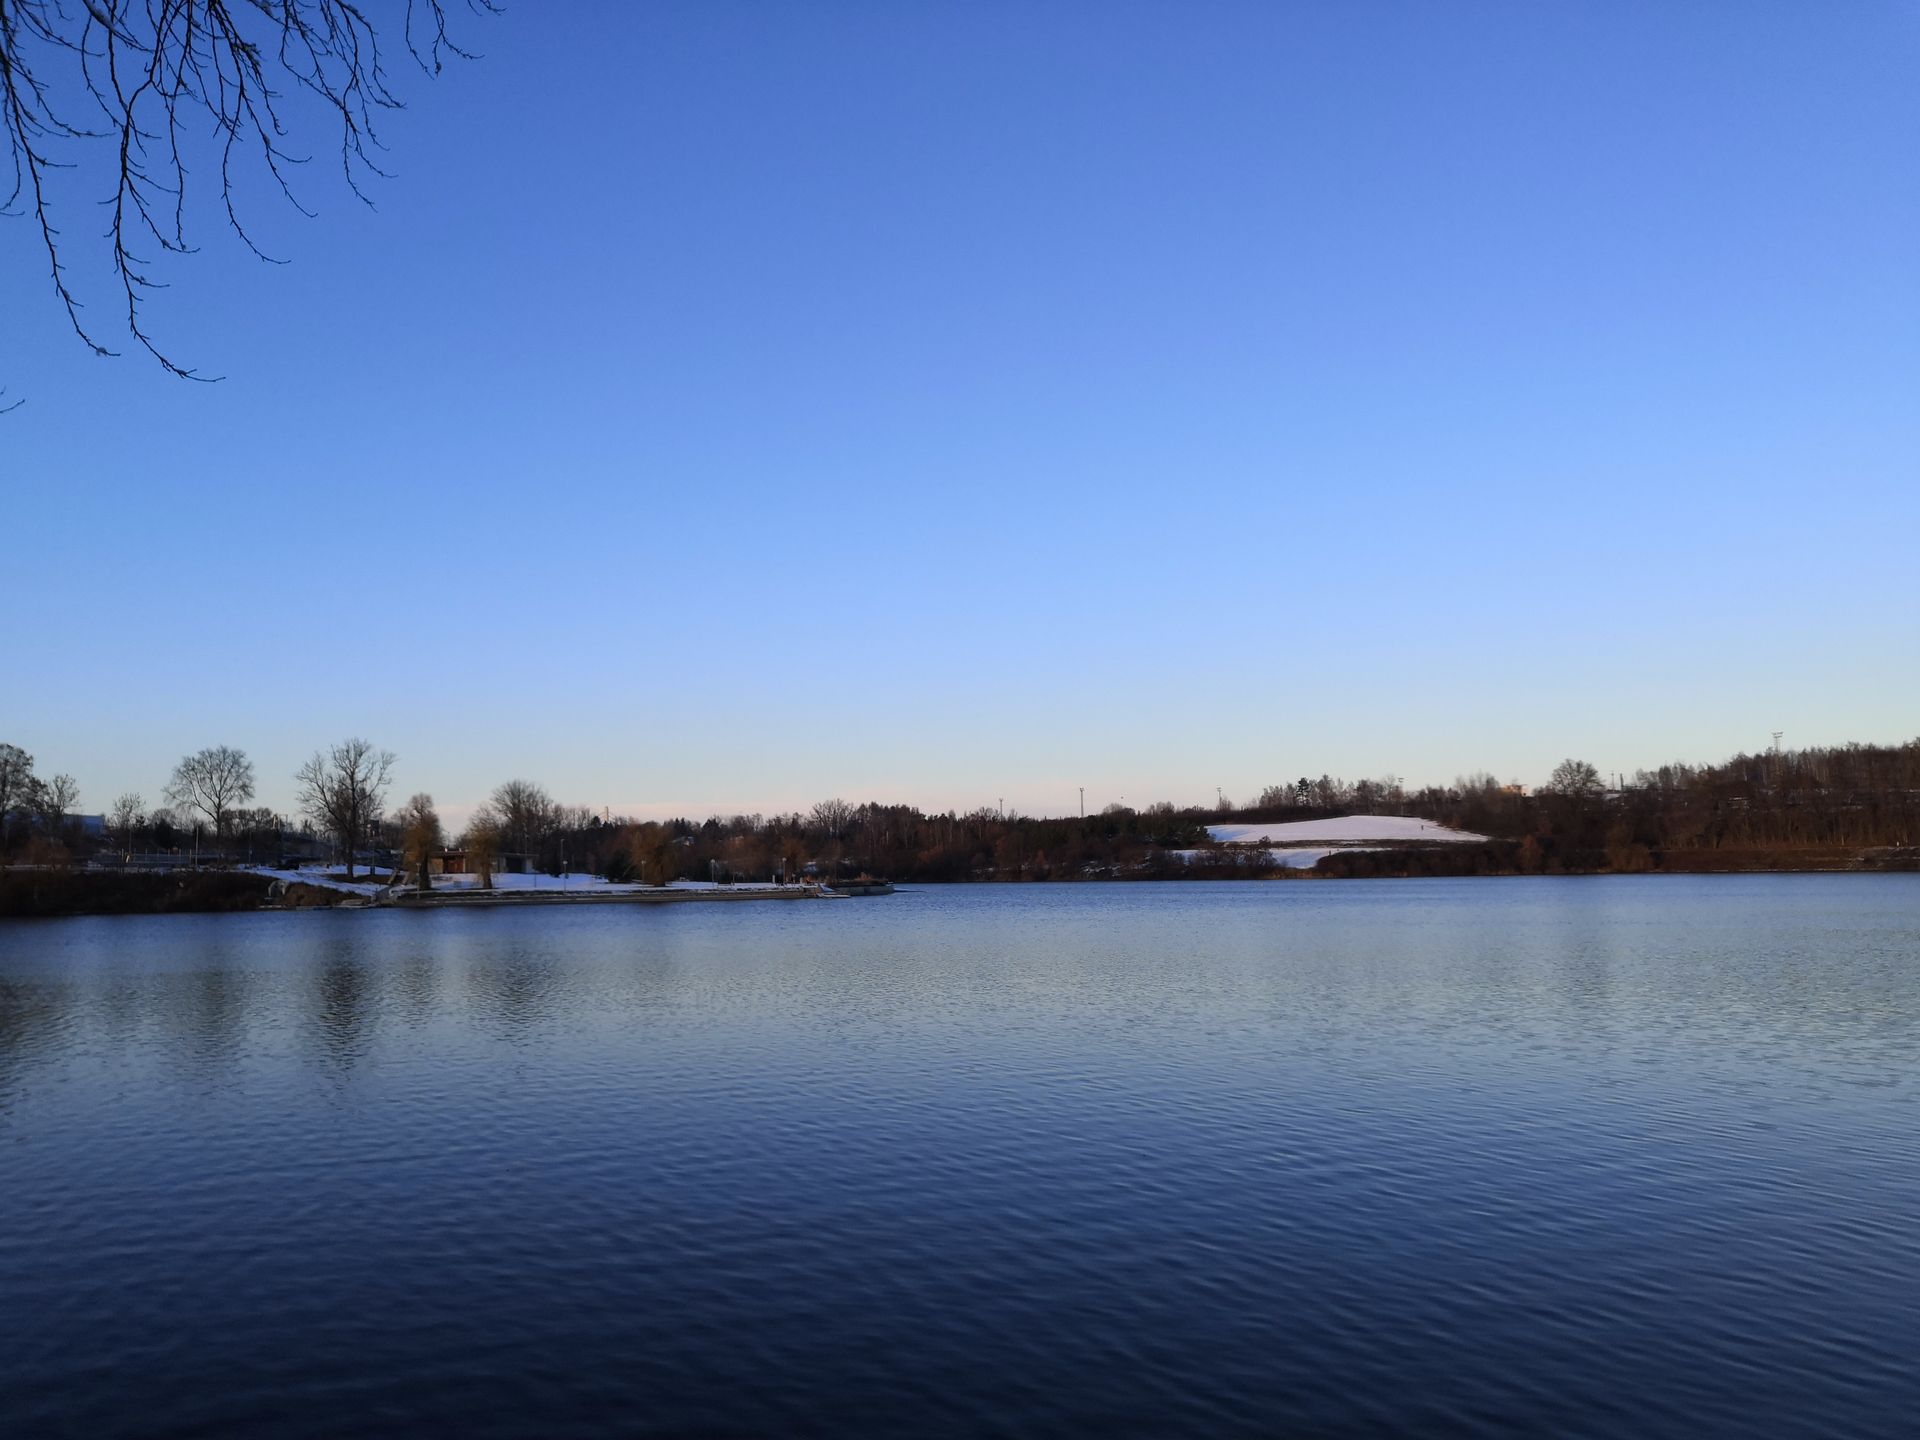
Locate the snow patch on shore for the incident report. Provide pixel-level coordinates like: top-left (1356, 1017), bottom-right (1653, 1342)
top-left (248, 868), bottom-right (809, 897)
top-left (1208, 816), bottom-right (1486, 846)
top-left (1170, 848), bottom-right (1355, 869)
top-left (428, 872), bottom-right (805, 895)
top-left (247, 867), bottom-right (383, 897)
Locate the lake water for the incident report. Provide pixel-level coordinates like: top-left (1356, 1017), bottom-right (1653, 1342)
top-left (2, 877), bottom-right (1918, 1437)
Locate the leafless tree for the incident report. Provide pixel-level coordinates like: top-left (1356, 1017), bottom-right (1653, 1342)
top-left (490, 778), bottom-right (553, 861)
top-left (109, 792), bottom-right (145, 859)
top-left (810, 797), bottom-right (854, 839)
top-left (462, 806), bottom-right (500, 890)
top-left (296, 738), bottom-right (394, 879)
top-left (0, 745), bottom-right (35, 846)
top-left (166, 745), bottom-right (255, 843)
top-left (34, 772), bottom-right (79, 834)
top-left (632, 825), bottom-right (678, 887)
top-left (394, 791), bottom-right (440, 891)
top-left (1545, 758), bottom-right (1603, 798)
top-left (1, 0), bottom-right (495, 386)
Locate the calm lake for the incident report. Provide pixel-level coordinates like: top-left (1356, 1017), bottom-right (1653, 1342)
top-left (2, 877), bottom-right (1917, 1437)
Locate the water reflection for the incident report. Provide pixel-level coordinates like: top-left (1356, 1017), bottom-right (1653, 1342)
top-left (392, 951), bottom-right (441, 1026)
top-left (310, 951), bottom-right (373, 1075)
top-left (0, 976), bottom-right (71, 1116)
top-left (464, 951), bottom-right (560, 1040)
top-left (1, 879), bottom-right (1919, 1439)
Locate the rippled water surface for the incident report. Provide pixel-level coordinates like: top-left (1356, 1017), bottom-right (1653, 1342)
top-left (3, 877), bottom-right (1919, 1437)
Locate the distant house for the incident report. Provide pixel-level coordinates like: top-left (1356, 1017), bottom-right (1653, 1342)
top-left (430, 849), bottom-right (530, 876)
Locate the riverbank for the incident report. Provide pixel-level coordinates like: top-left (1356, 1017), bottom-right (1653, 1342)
top-left (1295, 842), bottom-right (1920, 878)
top-left (0, 870), bottom-right (840, 918)
top-left (0, 870), bottom-right (307, 917)
top-left (389, 884), bottom-right (822, 907)
top-left (7, 853), bottom-right (1912, 917)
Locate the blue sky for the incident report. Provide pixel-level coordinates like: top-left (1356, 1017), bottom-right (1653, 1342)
top-left (5, 1), bottom-right (1916, 823)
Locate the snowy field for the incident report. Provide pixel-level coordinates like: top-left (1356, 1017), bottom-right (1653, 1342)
top-left (1207, 816), bottom-right (1487, 846)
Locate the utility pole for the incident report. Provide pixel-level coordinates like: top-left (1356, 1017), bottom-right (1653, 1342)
top-left (1079, 787), bottom-right (1084, 819)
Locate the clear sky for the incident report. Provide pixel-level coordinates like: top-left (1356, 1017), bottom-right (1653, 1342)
top-left (5, 0), bottom-right (1916, 824)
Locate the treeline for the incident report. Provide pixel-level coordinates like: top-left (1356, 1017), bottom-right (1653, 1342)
top-left (469, 792), bottom-right (1219, 886)
top-left (5, 736), bottom-right (1916, 883)
top-left (0, 739), bottom-right (430, 882)
top-left (486, 739), bottom-right (1920, 883)
top-left (1391, 744), bottom-right (1920, 872)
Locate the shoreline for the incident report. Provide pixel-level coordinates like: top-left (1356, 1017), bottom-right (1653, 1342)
top-left (0, 869), bottom-right (857, 919)
top-left (1, 862), bottom-right (1913, 919)
top-left (388, 884), bottom-right (828, 907)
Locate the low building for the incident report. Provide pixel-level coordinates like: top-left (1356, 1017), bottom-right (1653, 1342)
top-left (430, 849), bottom-right (530, 876)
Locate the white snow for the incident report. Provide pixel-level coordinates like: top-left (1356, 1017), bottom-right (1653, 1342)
top-left (424, 872), bottom-right (805, 895)
top-left (247, 867), bottom-right (384, 897)
top-left (1268, 847), bottom-right (1351, 868)
top-left (1206, 816), bottom-right (1487, 846)
top-left (1170, 847), bottom-right (1354, 869)
top-left (245, 868), bottom-right (809, 898)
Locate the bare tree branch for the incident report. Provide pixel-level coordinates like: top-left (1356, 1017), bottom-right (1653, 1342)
top-left (1, 0), bottom-right (497, 388)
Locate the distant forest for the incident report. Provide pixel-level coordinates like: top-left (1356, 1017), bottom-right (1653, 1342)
top-left (598, 739), bottom-right (1920, 882)
top-left (3, 738), bottom-right (1916, 882)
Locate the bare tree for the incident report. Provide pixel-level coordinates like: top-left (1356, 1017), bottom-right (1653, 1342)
top-left (490, 778), bottom-right (553, 863)
top-left (631, 825), bottom-right (679, 887)
top-left (166, 745), bottom-right (255, 845)
top-left (810, 797), bottom-right (854, 839)
top-left (394, 791), bottom-right (441, 892)
top-left (109, 792), bottom-right (145, 860)
top-left (1545, 758), bottom-right (1603, 798)
top-left (463, 807), bottom-right (500, 890)
top-left (0, 743), bottom-right (34, 858)
top-left (0, 743), bottom-right (33, 809)
top-left (34, 773), bottom-right (79, 835)
top-left (1, 0), bottom-right (495, 387)
top-left (296, 738), bottom-right (394, 879)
